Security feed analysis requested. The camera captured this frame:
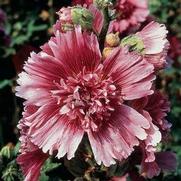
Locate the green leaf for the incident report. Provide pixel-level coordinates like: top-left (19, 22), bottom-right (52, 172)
top-left (0, 80), bottom-right (12, 89)
top-left (42, 158), bottom-right (62, 173)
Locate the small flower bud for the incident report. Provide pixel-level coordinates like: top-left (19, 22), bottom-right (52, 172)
top-left (121, 35), bottom-right (145, 54)
top-left (106, 32), bottom-right (120, 47)
top-left (0, 143), bottom-right (14, 159)
top-left (71, 7), bottom-right (94, 30)
top-left (102, 47), bottom-right (114, 58)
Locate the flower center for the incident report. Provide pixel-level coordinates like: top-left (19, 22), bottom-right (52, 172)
top-left (51, 67), bottom-right (122, 131)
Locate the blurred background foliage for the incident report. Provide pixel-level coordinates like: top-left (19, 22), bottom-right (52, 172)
top-left (0, 0), bottom-right (181, 180)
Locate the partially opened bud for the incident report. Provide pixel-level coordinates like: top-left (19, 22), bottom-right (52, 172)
top-left (106, 32), bottom-right (120, 47)
top-left (0, 143), bottom-right (14, 159)
top-left (120, 22), bottom-right (169, 69)
top-left (56, 6), bottom-right (94, 32)
top-left (121, 35), bottom-right (145, 54)
top-left (54, 5), bottom-right (104, 34)
top-left (72, 7), bottom-right (94, 29)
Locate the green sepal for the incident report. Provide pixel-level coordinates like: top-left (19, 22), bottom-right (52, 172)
top-left (71, 7), bottom-right (94, 30)
top-left (121, 35), bottom-right (145, 54)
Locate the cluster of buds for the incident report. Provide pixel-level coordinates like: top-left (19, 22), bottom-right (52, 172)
top-left (15, 0), bottom-right (176, 181)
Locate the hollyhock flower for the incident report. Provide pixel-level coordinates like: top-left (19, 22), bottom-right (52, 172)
top-left (141, 151), bottom-right (177, 179)
top-left (121, 21), bottom-right (169, 69)
top-left (72, 0), bottom-right (93, 6)
top-left (131, 91), bottom-right (173, 178)
top-left (16, 26), bottom-right (156, 180)
top-left (53, 5), bottom-right (104, 34)
top-left (108, 0), bottom-right (149, 33)
top-left (135, 91), bottom-right (171, 132)
top-left (17, 105), bottom-right (48, 181)
top-left (130, 94), bottom-right (161, 177)
top-left (155, 151), bottom-right (177, 172)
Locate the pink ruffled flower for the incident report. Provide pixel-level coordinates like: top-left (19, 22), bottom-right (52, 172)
top-left (121, 21), bottom-right (169, 70)
top-left (108, 0), bottom-right (149, 33)
top-left (131, 91), bottom-right (173, 178)
top-left (141, 151), bottom-right (177, 179)
top-left (135, 91), bottom-right (171, 131)
top-left (53, 5), bottom-right (104, 34)
top-left (16, 27), bottom-right (155, 179)
top-left (136, 21), bottom-right (169, 69)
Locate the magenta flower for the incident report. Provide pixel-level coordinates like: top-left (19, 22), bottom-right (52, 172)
top-left (53, 5), bottom-right (103, 34)
top-left (108, 0), bottom-right (149, 33)
top-left (136, 21), bottom-right (169, 69)
top-left (155, 151), bottom-right (177, 172)
top-left (132, 91), bottom-right (171, 132)
top-left (121, 21), bottom-right (169, 70)
top-left (130, 91), bottom-right (172, 178)
top-left (16, 27), bottom-right (155, 179)
top-left (141, 151), bottom-right (177, 179)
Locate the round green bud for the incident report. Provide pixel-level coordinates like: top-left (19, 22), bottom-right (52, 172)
top-left (121, 35), bottom-right (145, 54)
top-left (71, 7), bottom-right (94, 30)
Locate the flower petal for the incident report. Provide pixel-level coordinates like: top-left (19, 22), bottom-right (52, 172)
top-left (17, 149), bottom-right (48, 181)
top-left (87, 104), bottom-right (150, 166)
top-left (27, 104), bottom-right (84, 160)
top-left (89, 5), bottom-right (104, 34)
top-left (51, 27), bottom-right (101, 74)
top-left (136, 21), bottom-right (169, 55)
top-left (103, 48), bottom-right (155, 100)
top-left (156, 151), bottom-right (177, 172)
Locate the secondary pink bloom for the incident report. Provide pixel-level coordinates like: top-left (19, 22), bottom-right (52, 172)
top-left (16, 27), bottom-right (155, 179)
top-left (131, 95), bottom-right (161, 177)
top-left (17, 106), bottom-right (48, 181)
top-left (72, 0), bottom-right (93, 6)
top-left (108, 0), bottom-right (149, 33)
top-left (121, 21), bottom-right (169, 70)
top-left (155, 151), bottom-right (177, 172)
top-left (131, 91), bottom-right (171, 133)
top-left (54, 5), bottom-right (103, 34)
top-left (131, 91), bottom-right (172, 178)
top-left (136, 21), bottom-right (169, 69)
top-left (141, 159), bottom-right (161, 178)
top-left (141, 151), bottom-right (177, 178)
